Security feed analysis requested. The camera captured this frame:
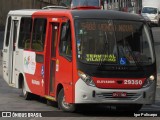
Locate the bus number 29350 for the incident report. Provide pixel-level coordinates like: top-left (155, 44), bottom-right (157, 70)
top-left (124, 80), bottom-right (143, 85)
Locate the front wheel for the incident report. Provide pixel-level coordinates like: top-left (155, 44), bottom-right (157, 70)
top-left (22, 80), bottom-right (32, 100)
top-left (58, 89), bottom-right (76, 112)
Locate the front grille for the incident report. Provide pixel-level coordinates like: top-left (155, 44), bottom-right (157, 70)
top-left (96, 92), bottom-right (141, 100)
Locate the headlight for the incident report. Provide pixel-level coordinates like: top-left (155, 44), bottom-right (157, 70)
top-left (142, 75), bottom-right (155, 88)
top-left (78, 70), bottom-right (96, 87)
top-left (149, 75), bottom-right (155, 81)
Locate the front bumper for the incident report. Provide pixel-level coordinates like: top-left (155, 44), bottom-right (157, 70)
top-left (75, 78), bottom-right (156, 104)
top-left (147, 19), bottom-right (159, 26)
top-left (150, 19), bottom-right (159, 24)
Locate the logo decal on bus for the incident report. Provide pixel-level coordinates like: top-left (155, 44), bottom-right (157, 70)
top-left (23, 51), bottom-right (36, 75)
top-left (97, 80), bottom-right (115, 84)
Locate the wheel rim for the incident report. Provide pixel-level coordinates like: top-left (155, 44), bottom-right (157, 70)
top-left (62, 96), bottom-right (72, 109)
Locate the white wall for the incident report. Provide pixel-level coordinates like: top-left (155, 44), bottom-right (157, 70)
top-left (142, 0), bottom-right (160, 9)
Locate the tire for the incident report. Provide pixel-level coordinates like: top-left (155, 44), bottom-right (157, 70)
top-left (58, 89), bottom-right (76, 112)
top-left (116, 104), bottom-right (143, 113)
top-left (22, 80), bottom-right (32, 100)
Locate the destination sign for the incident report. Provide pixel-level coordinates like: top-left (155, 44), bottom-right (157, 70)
top-left (80, 22), bottom-right (134, 32)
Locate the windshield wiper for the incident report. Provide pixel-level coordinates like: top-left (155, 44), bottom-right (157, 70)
top-left (97, 32), bottom-right (109, 70)
top-left (124, 43), bottom-right (144, 70)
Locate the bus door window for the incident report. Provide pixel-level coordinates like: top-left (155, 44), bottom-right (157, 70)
top-left (51, 24), bottom-right (58, 58)
top-left (59, 21), bottom-right (72, 61)
top-left (5, 16), bottom-right (11, 47)
top-left (18, 17), bottom-right (32, 50)
top-left (13, 20), bottom-right (19, 51)
top-left (49, 23), bottom-right (59, 93)
top-left (3, 16), bottom-right (12, 84)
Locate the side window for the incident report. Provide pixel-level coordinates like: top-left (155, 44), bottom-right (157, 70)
top-left (59, 22), bottom-right (72, 60)
top-left (18, 17), bottom-right (32, 49)
top-left (31, 18), bottom-right (47, 52)
top-left (5, 16), bottom-right (11, 47)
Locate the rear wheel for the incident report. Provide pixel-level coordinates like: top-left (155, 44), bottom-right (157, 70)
top-left (58, 89), bottom-right (75, 112)
top-left (22, 80), bottom-right (32, 100)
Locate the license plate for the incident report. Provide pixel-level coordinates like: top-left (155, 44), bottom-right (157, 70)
top-left (112, 92), bottom-right (127, 97)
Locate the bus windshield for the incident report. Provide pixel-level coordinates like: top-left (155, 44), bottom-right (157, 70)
top-left (75, 19), bottom-right (154, 66)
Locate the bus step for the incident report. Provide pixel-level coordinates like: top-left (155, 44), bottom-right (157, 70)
top-left (45, 96), bottom-right (56, 101)
top-left (9, 84), bottom-right (15, 87)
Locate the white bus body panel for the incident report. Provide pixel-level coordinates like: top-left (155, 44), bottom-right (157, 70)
top-left (75, 78), bottom-right (156, 104)
top-left (3, 16), bottom-right (10, 84)
top-left (3, 10), bottom-right (37, 90)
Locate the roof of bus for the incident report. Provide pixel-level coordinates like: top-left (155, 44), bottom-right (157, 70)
top-left (8, 9), bottom-right (39, 16)
top-left (8, 9), bottom-right (144, 21)
top-left (71, 10), bottom-right (144, 21)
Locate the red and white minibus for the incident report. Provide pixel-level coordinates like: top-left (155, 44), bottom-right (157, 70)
top-left (2, 7), bottom-right (157, 112)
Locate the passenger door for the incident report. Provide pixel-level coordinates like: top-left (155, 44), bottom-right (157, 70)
top-left (45, 18), bottom-right (73, 103)
top-left (49, 22), bottom-right (59, 95)
top-left (44, 18), bottom-right (60, 96)
top-left (3, 16), bottom-right (20, 85)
